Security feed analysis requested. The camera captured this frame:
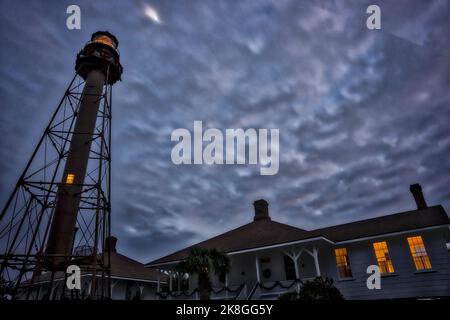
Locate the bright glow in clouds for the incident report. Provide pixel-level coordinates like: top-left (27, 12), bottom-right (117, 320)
top-left (144, 4), bottom-right (161, 24)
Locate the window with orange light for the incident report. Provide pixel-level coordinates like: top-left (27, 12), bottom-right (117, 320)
top-left (407, 236), bottom-right (432, 270)
top-left (373, 241), bottom-right (395, 274)
top-left (93, 35), bottom-right (116, 49)
top-left (66, 173), bottom-right (75, 184)
top-left (334, 248), bottom-right (352, 278)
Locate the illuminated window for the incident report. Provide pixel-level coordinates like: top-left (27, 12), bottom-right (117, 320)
top-left (66, 173), bottom-right (75, 184)
top-left (407, 236), bottom-right (432, 270)
top-left (335, 248), bottom-right (353, 278)
top-left (93, 35), bottom-right (116, 49)
top-left (373, 241), bottom-right (395, 274)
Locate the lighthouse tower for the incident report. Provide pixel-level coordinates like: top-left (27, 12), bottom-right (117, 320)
top-left (0, 31), bottom-right (122, 299)
top-left (46, 32), bottom-right (122, 265)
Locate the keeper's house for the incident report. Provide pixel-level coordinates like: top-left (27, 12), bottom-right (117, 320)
top-left (146, 184), bottom-right (450, 300)
top-left (21, 237), bottom-right (167, 300)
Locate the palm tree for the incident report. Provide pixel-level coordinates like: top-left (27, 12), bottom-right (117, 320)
top-left (175, 248), bottom-right (230, 300)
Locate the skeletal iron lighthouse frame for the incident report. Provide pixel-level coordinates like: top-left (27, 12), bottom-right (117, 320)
top-left (0, 32), bottom-right (122, 300)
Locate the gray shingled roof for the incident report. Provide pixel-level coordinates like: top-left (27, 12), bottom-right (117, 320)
top-left (310, 205), bottom-right (449, 242)
top-left (23, 250), bottom-right (167, 285)
top-left (107, 251), bottom-right (168, 281)
top-left (146, 205), bottom-right (449, 267)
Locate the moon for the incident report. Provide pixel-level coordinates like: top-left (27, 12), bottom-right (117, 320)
top-left (144, 4), bottom-right (161, 24)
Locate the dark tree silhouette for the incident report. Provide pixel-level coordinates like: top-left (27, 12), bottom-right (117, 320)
top-left (175, 248), bottom-right (230, 300)
top-left (279, 277), bottom-right (344, 300)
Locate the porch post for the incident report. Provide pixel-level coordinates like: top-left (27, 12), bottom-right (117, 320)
top-left (139, 284), bottom-right (145, 299)
top-left (284, 249), bottom-right (302, 293)
top-left (313, 247), bottom-right (321, 277)
top-left (110, 279), bottom-right (117, 299)
top-left (255, 256), bottom-right (261, 283)
top-left (225, 273), bottom-right (229, 300)
top-left (87, 279), bottom-right (92, 295)
top-left (293, 258), bottom-right (300, 279)
top-left (156, 273), bottom-right (161, 300)
top-left (293, 258), bottom-right (300, 293)
top-left (284, 249), bottom-right (302, 280)
top-left (157, 274), bottom-right (161, 292)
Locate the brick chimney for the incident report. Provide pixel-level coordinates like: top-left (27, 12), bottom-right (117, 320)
top-left (253, 199), bottom-right (271, 221)
top-left (105, 236), bottom-right (117, 253)
top-left (410, 184), bottom-right (427, 210)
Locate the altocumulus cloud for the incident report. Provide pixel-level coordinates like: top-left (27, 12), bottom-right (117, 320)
top-left (0, 0), bottom-right (449, 261)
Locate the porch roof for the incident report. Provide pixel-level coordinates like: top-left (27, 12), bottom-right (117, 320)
top-left (146, 205), bottom-right (449, 267)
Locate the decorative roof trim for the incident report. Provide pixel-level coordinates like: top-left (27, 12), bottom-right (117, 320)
top-left (146, 236), bottom-right (333, 267)
top-left (227, 236), bottom-right (333, 255)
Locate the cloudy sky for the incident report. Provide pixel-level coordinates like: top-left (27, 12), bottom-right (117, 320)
top-left (0, 0), bottom-right (449, 262)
